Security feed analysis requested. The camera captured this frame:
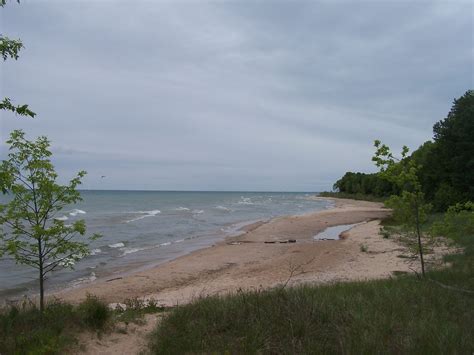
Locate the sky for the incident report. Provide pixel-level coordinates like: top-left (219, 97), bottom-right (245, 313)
top-left (0, 0), bottom-right (472, 191)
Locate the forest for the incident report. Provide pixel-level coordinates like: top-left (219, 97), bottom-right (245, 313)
top-left (330, 90), bottom-right (473, 211)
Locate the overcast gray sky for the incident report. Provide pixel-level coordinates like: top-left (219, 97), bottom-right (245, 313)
top-left (1, 0), bottom-right (472, 191)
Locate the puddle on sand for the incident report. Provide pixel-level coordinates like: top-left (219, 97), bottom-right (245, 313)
top-left (313, 222), bottom-right (364, 241)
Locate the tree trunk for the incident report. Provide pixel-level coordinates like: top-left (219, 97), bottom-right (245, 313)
top-left (414, 199), bottom-right (426, 277)
top-left (39, 269), bottom-right (44, 312)
top-left (38, 238), bottom-right (44, 312)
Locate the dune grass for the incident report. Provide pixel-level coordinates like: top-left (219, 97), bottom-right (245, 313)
top-left (0, 293), bottom-right (168, 354)
top-left (148, 219), bottom-right (474, 354)
top-left (0, 294), bottom-right (111, 354)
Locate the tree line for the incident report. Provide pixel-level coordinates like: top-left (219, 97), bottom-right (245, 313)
top-left (332, 90), bottom-right (474, 212)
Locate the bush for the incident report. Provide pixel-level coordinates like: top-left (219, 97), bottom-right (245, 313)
top-left (77, 294), bottom-right (111, 330)
top-left (431, 202), bottom-right (474, 241)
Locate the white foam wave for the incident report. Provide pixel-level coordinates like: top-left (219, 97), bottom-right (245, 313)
top-left (135, 209), bottom-right (161, 216)
top-left (174, 207), bottom-right (190, 211)
top-left (54, 215), bottom-right (69, 221)
top-left (192, 209), bottom-right (204, 214)
top-left (237, 197), bottom-right (254, 205)
top-left (215, 205), bottom-right (231, 212)
top-left (71, 272), bottom-right (96, 287)
top-left (90, 248), bottom-right (102, 256)
top-left (125, 210), bottom-right (161, 223)
top-left (160, 242), bottom-right (171, 246)
top-left (175, 239), bottom-right (184, 243)
top-left (69, 209), bottom-right (86, 216)
top-left (109, 242), bottom-right (125, 248)
top-left (126, 215), bottom-right (150, 223)
top-left (120, 247), bottom-right (148, 256)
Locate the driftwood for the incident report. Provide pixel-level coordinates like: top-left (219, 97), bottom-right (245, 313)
top-left (106, 277), bottom-right (123, 282)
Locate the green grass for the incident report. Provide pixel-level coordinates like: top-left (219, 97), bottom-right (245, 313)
top-left (0, 294), bottom-right (111, 355)
top-left (0, 294), bottom-right (167, 354)
top-left (148, 213), bottom-right (474, 354)
top-left (319, 191), bottom-right (387, 203)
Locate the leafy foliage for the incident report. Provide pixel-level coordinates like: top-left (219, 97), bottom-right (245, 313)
top-left (0, 130), bottom-right (100, 310)
top-left (431, 201), bottom-right (474, 241)
top-left (0, 35), bottom-right (22, 60)
top-left (430, 90), bottom-right (474, 206)
top-left (0, 0), bottom-right (36, 118)
top-left (327, 90), bottom-right (474, 212)
top-left (0, 97), bottom-right (36, 118)
top-left (332, 171), bottom-right (398, 197)
top-left (372, 140), bottom-right (431, 275)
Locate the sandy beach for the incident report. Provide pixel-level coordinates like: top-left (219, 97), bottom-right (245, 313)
top-left (57, 197), bottom-right (431, 306)
top-left (55, 196), bottom-right (458, 354)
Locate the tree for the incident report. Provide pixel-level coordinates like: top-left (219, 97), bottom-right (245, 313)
top-left (0, 130), bottom-right (100, 311)
top-left (0, 0), bottom-right (36, 118)
top-left (372, 140), bottom-right (431, 276)
top-left (431, 90), bottom-right (474, 205)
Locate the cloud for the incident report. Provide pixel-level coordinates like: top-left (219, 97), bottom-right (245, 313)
top-left (1, 0), bottom-right (471, 191)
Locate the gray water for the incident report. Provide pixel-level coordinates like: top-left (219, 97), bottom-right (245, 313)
top-left (0, 191), bottom-right (330, 300)
top-left (313, 223), bottom-right (362, 240)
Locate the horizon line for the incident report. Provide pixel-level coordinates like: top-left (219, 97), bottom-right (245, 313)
top-left (78, 189), bottom-right (322, 193)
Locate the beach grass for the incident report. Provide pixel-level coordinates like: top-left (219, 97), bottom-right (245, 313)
top-left (148, 226), bottom-right (474, 354)
top-left (0, 294), bottom-right (169, 354)
top-left (0, 294), bottom-right (111, 354)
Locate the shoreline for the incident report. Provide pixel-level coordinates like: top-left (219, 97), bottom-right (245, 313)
top-left (57, 197), bottom-right (400, 305)
top-left (1, 199), bottom-right (327, 304)
top-left (46, 197), bottom-right (332, 300)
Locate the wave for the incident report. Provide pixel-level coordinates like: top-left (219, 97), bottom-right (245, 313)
top-left (70, 272), bottom-right (97, 288)
top-left (118, 239), bottom-right (177, 256)
top-left (120, 246), bottom-right (149, 256)
top-left (90, 248), bottom-right (102, 255)
top-left (215, 205), bottom-right (231, 212)
top-left (237, 197), bottom-right (254, 205)
top-left (69, 209), bottom-right (86, 217)
top-left (125, 209), bottom-right (161, 223)
top-left (192, 209), bottom-right (204, 214)
top-left (54, 215), bottom-right (69, 221)
top-left (109, 242), bottom-right (125, 248)
top-left (174, 207), bottom-right (190, 211)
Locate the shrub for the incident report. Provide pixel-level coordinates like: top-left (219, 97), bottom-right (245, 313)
top-left (77, 294), bottom-right (111, 330)
top-left (431, 202), bottom-right (474, 240)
